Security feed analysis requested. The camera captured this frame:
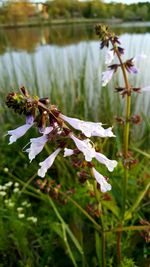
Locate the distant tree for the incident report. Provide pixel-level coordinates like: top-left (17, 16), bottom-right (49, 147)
top-left (4, 0), bottom-right (36, 23)
top-left (136, 5), bottom-right (148, 20)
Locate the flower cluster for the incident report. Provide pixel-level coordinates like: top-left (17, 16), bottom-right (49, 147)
top-left (6, 88), bottom-right (117, 193)
top-left (0, 180), bottom-right (37, 223)
top-left (95, 24), bottom-right (149, 94)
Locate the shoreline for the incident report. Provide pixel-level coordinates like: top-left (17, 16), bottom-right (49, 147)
top-left (0, 18), bottom-right (123, 29)
top-left (0, 18), bottom-right (149, 31)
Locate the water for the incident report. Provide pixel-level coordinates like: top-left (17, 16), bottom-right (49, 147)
top-left (0, 23), bottom-right (150, 121)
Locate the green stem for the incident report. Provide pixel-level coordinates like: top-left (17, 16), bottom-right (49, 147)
top-left (115, 49), bottom-right (131, 215)
top-left (92, 172), bottom-right (106, 267)
top-left (114, 49), bottom-right (131, 264)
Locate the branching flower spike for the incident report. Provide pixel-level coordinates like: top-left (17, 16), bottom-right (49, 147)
top-left (6, 87), bottom-right (117, 193)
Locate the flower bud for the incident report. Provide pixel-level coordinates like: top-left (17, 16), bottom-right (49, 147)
top-left (20, 86), bottom-right (29, 97)
top-left (39, 97), bottom-right (50, 105)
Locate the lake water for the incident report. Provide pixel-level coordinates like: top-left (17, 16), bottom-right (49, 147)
top-left (0, 23), bottom-right (150, 122)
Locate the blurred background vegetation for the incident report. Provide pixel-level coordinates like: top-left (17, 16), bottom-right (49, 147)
top-left (0, 0), bottom-right (150, 25)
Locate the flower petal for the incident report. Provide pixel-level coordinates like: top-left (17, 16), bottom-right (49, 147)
top-left (26, 115), bottom-right (34, 125)
top-left (38, 148), bottom-right (61, 178)
top-left (60, 114), bottom-right (115, 138)
top-left (95, 152), bottom-right (117, 172)
top-left (105, 50), bottom-right (114, 65)
top-left (60, 114), bottom-right (81, 131)
top-left (142, 86), bottom-right (150, 92)
top-left (102, 69), bottom-right (114, 87)
top-left (8, 123), bottom-right (33, 144)
top-left (133, 54), bottom-right (146, 63)
top-left (92, 167), bottom-right (111, 193)
top-left (64, 148), bottom-right (74, 157)
top-left (70, 134), bottom-right (96, 162)
top-left (26, 135), bottom-right (48, 162)
top-left (127, 65), bottom-right (138, 74)
top-left (91, 126), bottom-right (115, 138)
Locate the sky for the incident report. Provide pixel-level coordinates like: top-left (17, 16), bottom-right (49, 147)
top-left (1, 0), bottom-right (149, 4)
top-left (105, 0), bottom-right (150, 3)
top-left (31, 0), bottom-right (150, 3)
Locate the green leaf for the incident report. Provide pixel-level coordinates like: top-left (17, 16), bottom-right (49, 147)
top-left (102, 199), bottom-right (120, 219)
top-left (131, 147), bottom-right (150, 159)
top-left (124, 181), bottom-right (150, 221)
top-left (62, 223), bottom-right (78, 267)
top-left (50, 222), bottom-right (78, 267)
top-left (95, 230), bottom-right (102, 267)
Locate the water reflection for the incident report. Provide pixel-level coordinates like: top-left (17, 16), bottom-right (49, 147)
top-left (0, 24), bottom-right (150, 125)
top-left (0, 23), bottom-right (150, 53)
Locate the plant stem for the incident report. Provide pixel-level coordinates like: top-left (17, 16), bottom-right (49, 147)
top-left (115, 49), bottom-right (131, 215)
top-left (93, 174), bottom-right (106, 267)
top-left (114, 49), bottom-right (131, 264)
top-left (116, 224), bottom-right (122, 264)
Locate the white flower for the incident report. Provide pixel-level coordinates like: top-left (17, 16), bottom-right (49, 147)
top-left (17, 207), bottom-right (24, 213)
top-left (21, 201), bottom-right (28, 206)
top-left (4, 167), bottom-right (9, 173)
top-left (27, 216), bottom-right (37, 223)
top-left (26, 127), bottom-right (53, 162)
top-left (70, 135), bottom-right (96, 162)
top-left (8, 123), bottom-right (34, 144)
top-left (40, 126), bottom-right (53, 135)
top-left (38, 148), bottom-right (61, 178)
top-left (142, 86), bottom-right (150, 92)
top-left (14, 182), bottom-right (19, 187)
top-left (133, 54), bottom-right (146, 63)
top-left (105, 50), bottom-right (114, 65)
top-left (18, 213), bottom-right (25, 219)
top-left (95, 152), bottom-right (117, 172)
top-left (5, 199), bottom-right (15, 207)
top-left (1, 185), bottom-right (6, 190)
top-left (60, 114), bottom-right (115, 138)
top-left (69, 135), bottom-right (117, 172)
top-left (26, 136), bottom-right (48, 162)
top-left (64, 148), bottom-right (74, 157)
top-left (92, 167), bottom-right (112, 193)
top-left (91, 125), bottom-right (115, 138)
top-left (5, 181), bottom-right (13, 187)
top-left (0, 185), bottom-right (6, 190)
top-left (0, 191), bottom-right (6, 197)
top-left (13, 187), bottom-right (19, 193)
top-left (102, 68), bottom-right (115, 87)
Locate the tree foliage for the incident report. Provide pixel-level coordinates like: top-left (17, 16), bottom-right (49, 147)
top-left (0, 0), bottom-right (150, 24)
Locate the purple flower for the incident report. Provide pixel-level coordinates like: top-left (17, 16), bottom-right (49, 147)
top-left (26, 115), bottom-right (34, 125)
top-left (8, 116), bottom-right (34, 144)
top-left (118, 46), bottom-right (124, 55)
top-left (126, 65), bottom-right (138, 74)
top-left (92, 167), bottom-right (112, 193)
top-left (38, 148), bottom-right (61, 178)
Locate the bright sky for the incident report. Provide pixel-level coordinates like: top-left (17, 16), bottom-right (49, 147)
top-left (2, 0), bottom-right (148, 4)
top-left (105, 0), bottom-right (150, 3)
top-left (30, 0), bottom-right (150, 2)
